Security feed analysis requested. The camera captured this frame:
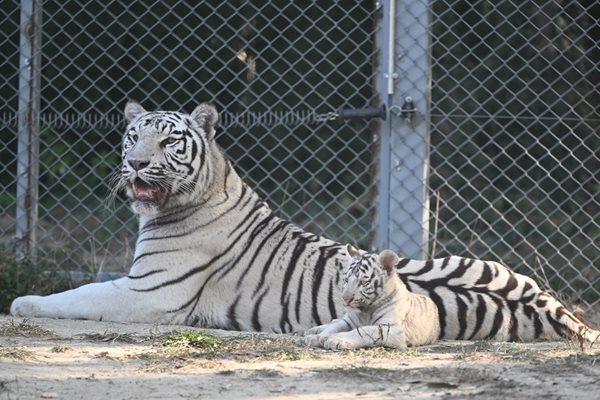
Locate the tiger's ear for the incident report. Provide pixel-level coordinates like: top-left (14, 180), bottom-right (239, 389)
top-left (346, 244), bottom-right (362, 258)
top-left (191, 103), bottom-right (219, 140)
top-left (124, 100), bottom-right (146, 122)
top-left (378, 250), bottom-right (399, 275)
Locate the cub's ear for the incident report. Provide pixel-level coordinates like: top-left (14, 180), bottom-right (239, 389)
top-left (378, 250), bottom-right (400, 275)
top-left (124, 100), bottom-right (146, 122)
top-left (191, 103), bottom-right (219, 140)
top-left (346, 243), bottom-right (363, 258)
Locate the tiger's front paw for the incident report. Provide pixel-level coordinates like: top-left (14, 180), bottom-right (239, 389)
top-left (322, 336), bottom-right (358, 350)
top-left (304, 334), bottom-right (327, 347)
top-left (304, 325), bottom-right (327, 336)
top-left (10, 295), bottom-right (45, 317)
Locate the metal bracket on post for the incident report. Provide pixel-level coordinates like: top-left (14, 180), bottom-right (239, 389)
top-left (16, 0), bottom-right (41, 265)
top-left (390, 96), bottom-right (417, 126)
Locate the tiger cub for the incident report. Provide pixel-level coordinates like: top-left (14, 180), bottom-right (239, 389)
top-left (304, 244), bottom-right (440, 349)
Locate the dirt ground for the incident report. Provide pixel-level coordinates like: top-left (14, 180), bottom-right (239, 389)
top-left (0, 315), bottom-right (599, 400)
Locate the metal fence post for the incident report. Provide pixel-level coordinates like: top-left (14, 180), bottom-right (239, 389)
top-left (373, 0), bottom-right (393, 252)
top-left (376, 0), bottom-right (430, 258)
top-left (15, 0), bottom-right (41, 264)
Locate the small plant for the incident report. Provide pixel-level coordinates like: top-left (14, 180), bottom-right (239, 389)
top-left (51, 345), bottom-right (72, 353)
top-left (163, 331), bottom-right (220, 349)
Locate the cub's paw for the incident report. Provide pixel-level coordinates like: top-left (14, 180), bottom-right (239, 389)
top-left (304, 334), bottom-right (327, 348)
top-left (10, 295), bottom-right (44, 317)
top-left (303, 325), bottom-right (326, 336)
top-left (322, 336), bottom-right (358, 350)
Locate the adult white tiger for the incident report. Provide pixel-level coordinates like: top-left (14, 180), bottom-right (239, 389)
top-left (10, 102), bottom-right (599, 343)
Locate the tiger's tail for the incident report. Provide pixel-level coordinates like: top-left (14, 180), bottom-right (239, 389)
top-left (571, 305), bottom-right (600, 346)
top-left (538, 292), bottom-right (600, 346)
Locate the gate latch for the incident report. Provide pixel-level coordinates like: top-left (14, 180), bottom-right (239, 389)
top-left (390, 96), bottom-right (417, 125)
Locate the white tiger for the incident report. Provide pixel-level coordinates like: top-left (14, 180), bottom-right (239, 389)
top-left (304, 245), bottom-right (439, 349)
top-left (10, 101), bottom-right (600, 345)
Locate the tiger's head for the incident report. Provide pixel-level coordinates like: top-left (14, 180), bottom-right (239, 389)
top-left (117, 101), bottom-right (219, 215)
top-left (342, 244), bottom-right (400, 309)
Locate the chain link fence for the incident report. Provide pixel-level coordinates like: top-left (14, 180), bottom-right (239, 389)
top-left (1, 0), bottom-right (380, 275)
top-left (1, 0), bottom-right (598, 308)
top-left (426, 0), bottom-right (598, 307)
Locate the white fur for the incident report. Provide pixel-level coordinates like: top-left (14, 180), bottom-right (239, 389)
top-left (10, 103), bottom-right (600, 345)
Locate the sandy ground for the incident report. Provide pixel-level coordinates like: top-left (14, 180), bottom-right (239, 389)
top-left (0, 315), bottom-right (599, 400)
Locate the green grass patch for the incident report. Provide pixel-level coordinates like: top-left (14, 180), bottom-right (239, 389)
top-left (163, 331), bottom-right (220, 349)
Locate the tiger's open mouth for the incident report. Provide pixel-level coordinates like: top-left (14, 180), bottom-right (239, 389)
top-left (131, 178), bottom-right (168, 206)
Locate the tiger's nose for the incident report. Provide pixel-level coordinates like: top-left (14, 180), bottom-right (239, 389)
top-left (342, 294), bottom-right (354, 306)
top-left (129, 160), bottom-right (150, 171)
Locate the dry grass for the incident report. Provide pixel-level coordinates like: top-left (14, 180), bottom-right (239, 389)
top-left (130, 331), bottom-right (321, 370)
top-left (0, 319), bottom-right (54, 337)
top-left (76, 331), bottom-right (146, 344)
top-left (50, 344), bottom-right (71, 353)
top-left (1, 316), bottom-right (599, 400)
top-left (0, 347), bottom-right (35, 360)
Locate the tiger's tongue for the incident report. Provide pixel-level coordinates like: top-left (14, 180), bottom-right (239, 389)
top-left (134, 180), bottom-right (159, 202)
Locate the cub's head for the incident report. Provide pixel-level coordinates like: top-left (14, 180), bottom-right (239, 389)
top-left (118, 101), bottom-right (219, 215)
top-left (342, 244), bottom-right (400, 309)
